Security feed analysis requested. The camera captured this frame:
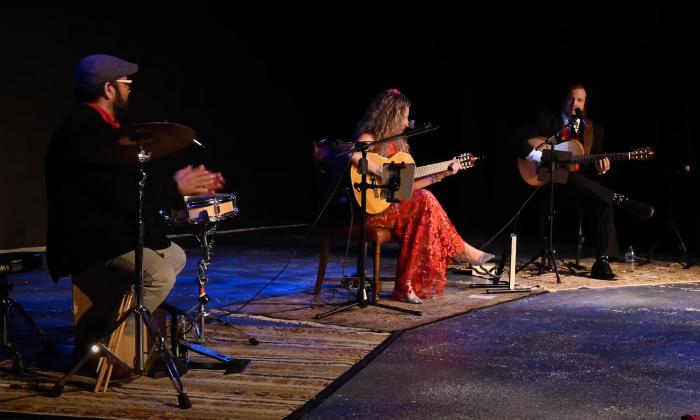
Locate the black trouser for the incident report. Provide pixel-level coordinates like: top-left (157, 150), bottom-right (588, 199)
top-left (539, 172), bottom-right (619, 259)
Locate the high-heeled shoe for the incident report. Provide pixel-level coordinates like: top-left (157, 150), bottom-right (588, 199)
top-left (456, 251), bottom-right (495, 266)
top-left (457, 242), bottom-right (496, 266)
top-left (403, 291), bottom-right (423, 304)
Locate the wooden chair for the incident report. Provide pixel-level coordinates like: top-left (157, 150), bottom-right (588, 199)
top-left (311, 139), bottom-right (399, 299)
top-left (315, 225), bottom-right (398, 299)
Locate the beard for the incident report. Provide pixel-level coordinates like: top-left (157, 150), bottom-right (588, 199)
top-left (113, 89), bottom-right (130, 119)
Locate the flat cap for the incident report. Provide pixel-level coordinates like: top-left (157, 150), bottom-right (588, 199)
top-left (74, 54), bottom-right (138, 91)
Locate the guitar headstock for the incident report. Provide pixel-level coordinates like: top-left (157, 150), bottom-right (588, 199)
top-left (630, 147), bottom-right (655, 161)
top-left (456, 153), bottom-right (481, 169)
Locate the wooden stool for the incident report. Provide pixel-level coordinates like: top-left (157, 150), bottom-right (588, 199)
top-left (315, 225), bottom-right (398, 299)
top-left (71, 273), bottom-right (156, 394)
top-left (93, 291), bottom-right (132, 392)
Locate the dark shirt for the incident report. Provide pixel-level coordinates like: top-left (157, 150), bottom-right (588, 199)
top-left (45, 104), bottom-right (182, 282)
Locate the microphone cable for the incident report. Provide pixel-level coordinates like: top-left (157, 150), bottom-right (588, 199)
top-left (213, 151), bottom-right (355, 315)
top-left (478, 185), bottom-right (542, 250)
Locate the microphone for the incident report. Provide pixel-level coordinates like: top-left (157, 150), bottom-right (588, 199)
top-left (568, 108), bottom-right (584, 135)
top-left (569, 108), bottom-right (582, 123)
top-left (575, 107), bottom-right (586, 131)
top-left (407, 120), bottom-right (432, 130)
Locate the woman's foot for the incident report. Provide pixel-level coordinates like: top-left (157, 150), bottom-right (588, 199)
top-left (456, 242), bottom-right (495, 266)
top-left (403, 291), bottom-right (423, 304)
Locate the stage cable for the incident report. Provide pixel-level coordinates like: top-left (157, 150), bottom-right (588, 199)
top-left (214, 156), bottom-right (354, 314)
top-left (478, 186), bottom-right (542, 250)
top-left (473, 186), bottom-right (541, 277)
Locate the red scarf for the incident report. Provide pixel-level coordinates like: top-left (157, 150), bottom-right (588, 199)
top-left (84, 103), bottom-right (120, 129)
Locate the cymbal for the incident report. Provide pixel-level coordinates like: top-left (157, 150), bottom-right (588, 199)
top-left (77, 122), bottom-right (197, 165)
top-left (119, 122), bottom-right (196, 160)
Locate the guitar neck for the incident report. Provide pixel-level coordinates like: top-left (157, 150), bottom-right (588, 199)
top-left (573, 152), bottom-right (635, 164)
top-left (415, 160), bottom-right (453, 178)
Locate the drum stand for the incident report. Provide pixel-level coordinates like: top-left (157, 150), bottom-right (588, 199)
top-left (49, 149), bottom-right (191, 408)
top-left (1, 253), bottom-right (52, 373)
top-left (162, 221), bottom-right (255, 374)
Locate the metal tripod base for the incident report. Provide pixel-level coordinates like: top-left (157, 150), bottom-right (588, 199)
top-left (48, 306), bottom-right (191, 409)
top-left (163, 302), bottom-right (254, 374)
top-left (188, 307), bottom-right (259, 345)
top-left (314, 286), bottom-right (422, 319)
top-left (177, 340), bottom-right (250, 374)
top-left (470, 279), bottom-right (509, 289)
top-left (1, 293), bottom-right (51, 373)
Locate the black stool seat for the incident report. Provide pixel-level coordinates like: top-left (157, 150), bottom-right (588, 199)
top-left (0, 252), bottom-right (43, 274)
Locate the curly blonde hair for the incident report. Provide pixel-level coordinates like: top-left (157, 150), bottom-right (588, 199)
top-left (355, 89), bottom-right (411, 157)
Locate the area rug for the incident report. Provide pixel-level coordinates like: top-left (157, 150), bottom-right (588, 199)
top-left (513, 258), bottom-right (700, 291)
top-left (217, 280), bottom-right (544, 332)
top-left (217, 258), bottom-right (700, 332)
top-left (0, 321), bottom-right (389, 419)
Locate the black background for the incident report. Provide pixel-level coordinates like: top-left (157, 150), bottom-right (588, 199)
top-left (1, 4), bottom-right (696, 256)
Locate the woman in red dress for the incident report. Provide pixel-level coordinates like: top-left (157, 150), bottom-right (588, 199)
top-left (351, 89), bottom-right (493, 304)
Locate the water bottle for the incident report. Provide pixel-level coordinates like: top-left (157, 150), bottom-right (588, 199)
top-left (624, 246), bottom-right (635, 272)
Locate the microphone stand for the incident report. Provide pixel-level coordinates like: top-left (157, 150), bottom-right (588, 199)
top-left (544, 132), bottom-right (563, 284)
top-left (315, 125), bottom-right (438, 319)
top-left (536, 118), bottom-right (579, 284)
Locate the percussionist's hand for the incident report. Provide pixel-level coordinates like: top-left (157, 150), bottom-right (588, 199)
top-left (174, 164), bottom-right (226, 195)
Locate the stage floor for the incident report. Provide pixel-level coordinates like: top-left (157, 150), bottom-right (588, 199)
top-left (1, 230), bottom-right (698, 418)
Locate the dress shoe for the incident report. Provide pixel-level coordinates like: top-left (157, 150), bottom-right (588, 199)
top-left (590, 255), bottom-right (616, 280)
top-left (613, 194), bottom-right (655, 220)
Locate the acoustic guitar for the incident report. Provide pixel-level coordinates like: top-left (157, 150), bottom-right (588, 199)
top-left (517, 137), bottom-right (655, 187)
top-left (351, 151), bottom-right (478, 214)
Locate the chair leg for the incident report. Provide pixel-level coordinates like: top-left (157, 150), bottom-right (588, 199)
top-left (315, 233), bottom-right (330, 295)
top-left (373, 242), bottom-right (382, 299)
top-left (576, 207), bottom-right (585, 266)
top-left (358, 242), bottom-right (369, 277)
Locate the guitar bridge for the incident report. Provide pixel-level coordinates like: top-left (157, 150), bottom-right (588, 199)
top-left (370, 176), bottom-right (381, 199)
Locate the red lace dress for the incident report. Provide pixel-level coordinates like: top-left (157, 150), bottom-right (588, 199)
top-left (366, 143), bottom-right (466, 300)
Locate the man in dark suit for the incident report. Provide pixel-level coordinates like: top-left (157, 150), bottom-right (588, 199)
top-left (515, 83), bottom-right (654, 279)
